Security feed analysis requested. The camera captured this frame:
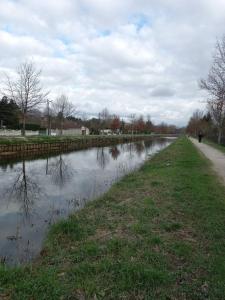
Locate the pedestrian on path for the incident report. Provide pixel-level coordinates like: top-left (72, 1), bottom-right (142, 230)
top-left (198, 131), bottom-right (203, 143)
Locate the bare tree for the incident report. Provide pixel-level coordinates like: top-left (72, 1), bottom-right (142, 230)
top-left (52, 94), bottom-right (76, 135)
top-left (146, 114), bottom-right (153, 134)
top-left (98, 108), bottom-right (111, 130)
top-left (129, 114), bottom-right (136, 136)
top-left (99, 108), bottom-right (110, 121)
top-left (200, 36), bottom-right (225, 144)
top-left (186, 110), bottom-right (204, 136)
top-left (207, 99), bottom-right (225, 144)
top-left (3, 61), bottom-right (48, 136)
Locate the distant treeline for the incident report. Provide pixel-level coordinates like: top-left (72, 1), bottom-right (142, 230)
top-left (0, 96), bottom-right (183, 135)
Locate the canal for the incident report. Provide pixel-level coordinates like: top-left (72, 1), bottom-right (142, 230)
top-left (0, 137), bottom-right (174, 265)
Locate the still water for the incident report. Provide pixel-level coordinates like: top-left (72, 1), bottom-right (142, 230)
top-left (0, 138), bottom-right (174, 265)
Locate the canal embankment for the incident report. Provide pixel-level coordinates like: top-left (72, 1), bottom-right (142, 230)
top-left (1, 137), bottom-right (225, 299)
top-left (0, 134), bottom-right (176, 158)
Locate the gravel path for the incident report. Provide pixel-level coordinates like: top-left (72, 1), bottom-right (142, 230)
top-left (190, 138), bottom-right (225, 185)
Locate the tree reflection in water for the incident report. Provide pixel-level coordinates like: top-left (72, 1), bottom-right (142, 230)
top-left (5, 160), bottom-right (41, 219)
top-left (97, 147), bottom-right (110, 169)
top-left (46, 154), bottom-right (74, 188)
top-left (144, 140), bottom-right (154, 149)
top-left (134, 141), bottom-right (145, 157)
top-left (109, 146), bottom-right (120, 160)
top-left (125, 142), bottom-right (135, 159)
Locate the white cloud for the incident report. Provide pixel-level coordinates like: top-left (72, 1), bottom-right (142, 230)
top-left (0, 0), bottom-right (225, 125)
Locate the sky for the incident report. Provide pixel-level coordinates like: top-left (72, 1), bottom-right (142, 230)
top-left (1, 0), bottom-right (225, 126)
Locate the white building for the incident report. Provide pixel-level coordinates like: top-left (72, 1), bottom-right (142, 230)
top-left (100, 129), bottom-right (113, 135)
top-left (54, 126), bottom-right (90, 136)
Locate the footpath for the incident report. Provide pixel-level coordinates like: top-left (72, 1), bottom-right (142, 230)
top-left (190, 138), bottom-right (225, 185)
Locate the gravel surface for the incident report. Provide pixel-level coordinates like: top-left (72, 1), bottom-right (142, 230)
top-left (190, 138), bottom-right (225, 185)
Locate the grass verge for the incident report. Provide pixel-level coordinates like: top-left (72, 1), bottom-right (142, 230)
top-left (0, 137), bottom-right (225, 299)
top-left (0, 135), bottom-right (144, 145)
top-left (0, 134), bottom-right (175, 146)
top-left (0, 135), bottom-right (112, 145)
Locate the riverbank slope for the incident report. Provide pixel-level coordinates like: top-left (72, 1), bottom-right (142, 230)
top-left (0, 134), bottom-right (177, 145)
top-left (0, 135), bottom-right (158, 158)
top-left (1, 137), bottom-right (225, 299)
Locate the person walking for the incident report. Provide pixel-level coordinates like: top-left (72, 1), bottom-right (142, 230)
top-left (198, 131), bottom-right (203, 143)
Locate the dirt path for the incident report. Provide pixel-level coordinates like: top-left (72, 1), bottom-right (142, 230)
top-left (190, 138), bottom-right (225, 185)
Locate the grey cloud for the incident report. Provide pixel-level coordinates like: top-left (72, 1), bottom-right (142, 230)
top-left (151, 87), bottom-right (175, 97)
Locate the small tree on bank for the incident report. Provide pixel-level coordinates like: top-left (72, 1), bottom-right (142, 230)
top-left (52, 94), bottom-right (76, 135)
top-left (3, 61), bottom-right (48, 136)
top-left (111, 115), bottom-right (120, 133)
top-left (98, 108), bottom-right (111, 130)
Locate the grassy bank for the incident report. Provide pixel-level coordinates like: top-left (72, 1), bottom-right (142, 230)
top-left (0, 134), bottom-right (177, 146)
top-left (0, 135), bottom-right (143, 145)
top-left (1, 137), bottom-right (225, 299)
top-left (0, 135), bottom-right (113, 145)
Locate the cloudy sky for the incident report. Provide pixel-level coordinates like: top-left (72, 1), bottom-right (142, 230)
top-left (1, 0), bottom-right (225, 126)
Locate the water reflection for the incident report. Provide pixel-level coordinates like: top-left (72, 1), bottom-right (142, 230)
top-left (0, 138), bottom-right (174, 265)
top-left (135, 141), bottom-right (145, 157)
top-left (46, 155), bottom-right (74, 188)
top-left (97, 147), bottom-right (110, 169)
top-left (4, 160), bottom-right (41, 219)
top-left (109, 146), bottom-right (120, 160)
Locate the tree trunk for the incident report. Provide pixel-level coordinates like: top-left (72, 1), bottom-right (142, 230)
top-left (60, 118), bottom-right (63, 136)
top-left (218, 127), bottom-right (222, 144)
top-left (22, 113), bottom-right (26, 136)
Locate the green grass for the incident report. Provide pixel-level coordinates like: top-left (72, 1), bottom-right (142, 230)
top-left (204, 138), bottom-right (225, 153)
top-left (0, 135), bottom-right (108, 145)
top-left (1, 137), bottom-right (225, 299)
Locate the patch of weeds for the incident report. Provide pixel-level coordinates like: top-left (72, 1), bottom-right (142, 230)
top-left (142, 250), bottom-right (167, 268)
top-left (149, 235), bottom-right (163, 246)
top-left (131, 222), bottom-right (151, 236)
top-left (106, 238), bottom-right (128, 254)
top-left (49, 217), bottom-right (94, 242)
top-left (171, 241), bottom-right (193, 259)
top-left (143, 196), bottom-right (154, 205)
top-left (162, 222), bottom-right (182, 232)
top-left (73, 241), bottom-right (101, 260)
top-left (114, 262), bottom-right (170, 291)
top-left (151, 181), bottom-right (161, 186)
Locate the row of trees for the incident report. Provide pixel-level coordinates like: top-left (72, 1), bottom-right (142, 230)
top-left (93, 109), bottom-right (154, 134)
top-left (85, 109), bottom-right (181, 135)
top-left (187, 110), bottom-right (212, 135)
top-left (193, 35), bottom-right (225, 144)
